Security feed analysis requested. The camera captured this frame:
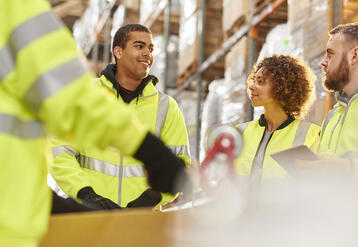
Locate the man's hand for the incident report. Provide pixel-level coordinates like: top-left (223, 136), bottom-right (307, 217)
top-left (126, 189), bottom-right (162, 208)
top-left (77, 186), bottom-right (122, 210)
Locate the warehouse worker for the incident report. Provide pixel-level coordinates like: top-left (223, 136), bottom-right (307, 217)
top-left (296, 22), bottom-right (358, 174)
top-left (235, 55), bottom-right (320, 186)
top-left (0, 1), bottom-right (189, 247)
top-left (51, 24), bottom-right (190, 209)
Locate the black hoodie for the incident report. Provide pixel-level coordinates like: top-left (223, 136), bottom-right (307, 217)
top-left (100, 64), bottom-right (158, 103)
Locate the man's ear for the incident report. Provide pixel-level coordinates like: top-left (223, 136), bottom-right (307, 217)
top-left (351, 47), bottom-right (358, 65)
top-left (113, 46), bottom-right (122, 61)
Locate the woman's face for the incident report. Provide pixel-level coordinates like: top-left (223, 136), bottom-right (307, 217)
top-left (248, 68), bottom-right (275, 107)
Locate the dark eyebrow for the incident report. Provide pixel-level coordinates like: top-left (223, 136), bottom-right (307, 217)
top-left (132, 40), bottom-right (154, 47)
top-left (132, 40), bottom-right (146, 45)
top-left (327, 48), bottom-right (334, 54)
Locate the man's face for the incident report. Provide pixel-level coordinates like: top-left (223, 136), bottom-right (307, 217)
top-left (321, 34), bottom-right (350, 92)
top-left (116, 31), bottom-right (154, 80)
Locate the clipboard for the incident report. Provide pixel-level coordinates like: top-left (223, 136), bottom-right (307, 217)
top-left (271, 145), bottom-right (319, 174)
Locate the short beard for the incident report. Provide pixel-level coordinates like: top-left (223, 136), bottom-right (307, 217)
top-left (323, 55), bottom-right (350, 92)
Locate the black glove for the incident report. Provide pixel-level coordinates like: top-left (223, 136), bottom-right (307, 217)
top-left (77, 186), bottom-right (122, 210)
top-left (126, 189), bottom-right (162, 208)
top-left (51, 191), bottom-right (96, 214)
top-left (134, 133), bottom-right (190, 195)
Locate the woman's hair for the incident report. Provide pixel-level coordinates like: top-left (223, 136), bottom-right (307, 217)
top-left (247, 54), bottom-right (316, 119)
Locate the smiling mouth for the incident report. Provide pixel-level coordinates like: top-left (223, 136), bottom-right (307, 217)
top-left (138, 61), bottom-right (150, 67)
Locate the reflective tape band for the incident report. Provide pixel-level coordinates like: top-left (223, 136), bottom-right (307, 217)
top-left (155, 91), bottom-right (169, 137)
top-left (10, 11), bottom-right (62, 53)
top-left (0, 113), bottom-right (44, 139)
top-left (24, 58), bottom-right (87, 113)
top-left (321, 108), bottom-right (338, 137)
top-left (0, 45), bottom-right (15, 80)
top-left (237, 121), bottom-right (250, 133)
top-left (168, 145), bottom-right (190, 157)
top-left (78, 155), bottom-right (145, 178)
top-left (292, 120), bottom-right (311, 147)
top-left (52, 145), bottom-right (78, 158)
top-left (0, 11), bottom-right (62, 81)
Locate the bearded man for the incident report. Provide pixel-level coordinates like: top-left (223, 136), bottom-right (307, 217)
top-left (295, 23), bottom-right (358, 176)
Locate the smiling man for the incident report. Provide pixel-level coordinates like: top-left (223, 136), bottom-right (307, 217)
top-left (50, 24), bottom-right (190, 210)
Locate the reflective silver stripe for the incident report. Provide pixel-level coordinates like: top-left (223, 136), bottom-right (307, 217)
top-left (292, 120), bottom-right (311, 147)
top-left (23, 58), bottom-right (87, 113)
top-left (0, 12), bottom-right (62, 81)
top-left (52, 145), bottom-right (77, 158)
top-left (168, 145), bottom-right (190, 157)
top-left (322, 108), bottom-right (339, 137)
top-left (0, 113), bottom-right (43, 139)
top-left (10, 11), bottom-right (62, 52)
top-left (237, 121), bottom-right (250, 133)
top-left (123, 165), bottom-right (145, 177)
top-left (118, 157), bottom-right (124, 206)
top-left (155, 91), bottom-right (169, 136)
top-left (78, 155), bottom-right (145, 178)
top-left (0, 45), bottom-right (15, 80)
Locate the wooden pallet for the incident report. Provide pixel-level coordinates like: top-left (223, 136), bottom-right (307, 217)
top-left (176, 59), bottom-right (225, 86)
top-left (177, 61), bottom-right (198, 85)
top-left (254, 0), bottom-right (271, 14)
top-left (224, 15), bottom-right (247, 41)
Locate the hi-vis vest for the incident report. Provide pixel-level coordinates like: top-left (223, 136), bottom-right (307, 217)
top-left (235, 117), bottom-right (320, 179)
top-left (51, 75), bottom-right (191, 207)
top-left (318, 91), bottom-right (358, 170)
top-left (0, 1), bottom-right (150, 246)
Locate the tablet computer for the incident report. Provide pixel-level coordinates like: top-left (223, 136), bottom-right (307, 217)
top-left (271, 145), bottom-right (319, 174)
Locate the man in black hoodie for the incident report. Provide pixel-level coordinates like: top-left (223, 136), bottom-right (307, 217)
top-left (50, 24), bottom-right (191, 210)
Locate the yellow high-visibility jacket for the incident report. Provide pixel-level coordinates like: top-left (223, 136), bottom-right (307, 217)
top-left (0, 1), bottom-right (151, 246)
top-left (51, 75), bottom-right (191, 207)
top-left (235, 115), bottom-right (320, 179)
top-left (318, 91), bottom-right (358, 170)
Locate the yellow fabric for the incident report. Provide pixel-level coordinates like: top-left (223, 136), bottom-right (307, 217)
top-left (0, 0), bottom-right (152, 245)
top-left (235, 119), bottom-right (320, 178)
top-left (51, 75), bottom-right (190, 207)
top-left (318, 94), bottom-right (358, 169)
top-left (0, 90), bottom-right (51, 246)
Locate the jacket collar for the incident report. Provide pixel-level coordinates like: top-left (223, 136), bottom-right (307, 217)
top-left (258, 114), bottom-right (295, 130)
top-left (100, 64), bottom-right (158, 103)
top-left (335, 90), bottom-right (358, 108)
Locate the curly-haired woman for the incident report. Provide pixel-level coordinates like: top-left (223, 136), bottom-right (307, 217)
top-left (235, 55), bottom-right (320, 184)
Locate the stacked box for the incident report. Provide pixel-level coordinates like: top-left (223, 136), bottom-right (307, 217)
top-left (177, 0), bottom-right (224, 85)
top-left (224, 36), bottom-right (248, 78)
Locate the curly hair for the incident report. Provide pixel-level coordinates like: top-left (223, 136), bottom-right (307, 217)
top-left (247, 55), bottom-right (316, 119)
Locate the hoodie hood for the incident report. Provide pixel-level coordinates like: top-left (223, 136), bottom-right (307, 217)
top-left (100, 64), bottom-right (158, 103)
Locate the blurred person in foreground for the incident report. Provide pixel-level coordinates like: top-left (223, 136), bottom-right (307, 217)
top-left (50, 24), bottom-right (190, 210)
top-left (0, 1), bottom-right (189, 246)
top-left (295, 22), bottom-right (358, 174)
top-left (235, 55), bottom-right (320, 188)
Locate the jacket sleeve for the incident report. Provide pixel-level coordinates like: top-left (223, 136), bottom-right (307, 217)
top-left (50, 137), bottom-right (92, 199)
top-left (160, 96), bottom-right (191, 165)
top-left (1, 0), bottom-right (148, 156)
top-left (304, 123), bottom-right (321, 152)
top-left (157, 96), bottom-right (191, 205)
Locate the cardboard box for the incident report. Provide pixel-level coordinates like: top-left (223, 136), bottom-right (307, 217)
top-left (40, 208), bottom-right (215, 247)
top-left (177, 1), bottom-right (224, 84)
top-left (225, 36), bottom-right (248, 72)
top-left (287, 0), bottom-right (311, 33)
top-left (303, 11), bottom-right (327, 61)
top-left (222, 0), bottom-right (249, 33)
